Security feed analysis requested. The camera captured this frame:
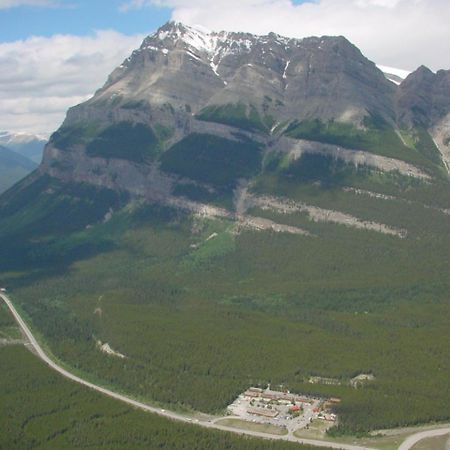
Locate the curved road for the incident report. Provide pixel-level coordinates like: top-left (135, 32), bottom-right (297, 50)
top-left (398, 428), bottom-right (450, 450)
top-left (2, 292), bottom-right (446, 450)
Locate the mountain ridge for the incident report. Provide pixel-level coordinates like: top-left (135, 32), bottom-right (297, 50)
top-left (45, 21), bottom-right (450, 181)
top-left (0, 22), bottom-right (449, 437)
top-left (10, 21), bottom-right (445, 245)
top-left (86, 21), bottom-right (396, 126)
top-left (3, 21), bottom-right (450, 216)
top-left (0, 131), bottom-right (47, 164)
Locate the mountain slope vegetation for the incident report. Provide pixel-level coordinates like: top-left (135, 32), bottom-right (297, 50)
top-left (0, 21), bottom-right (449, 438)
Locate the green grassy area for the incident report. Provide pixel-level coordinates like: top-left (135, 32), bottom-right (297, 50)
top-left (0, 345), bottom-right (320, 450)
top-left (410, 434), bottom-right (450, 450)
top-left (196, 103), bottom-right (270, 133)
top-left (284, 117), bottom-right (445, 175)
top-left (160, 133), bottom-right (263, 189)
top-left (310, 425), bottom-right (450, 450)
top-left (217, 418), bottom-right (288, 436)
top-left (294, 420), bottom-right (333, 440)
top-left (0, 182), bottom-right (448, 434)
top-left (294, 422), bottom-right (419, 450)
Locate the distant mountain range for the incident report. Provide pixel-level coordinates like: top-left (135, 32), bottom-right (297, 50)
top-left (0, 132), bottom-right (45, 193)
top-left (0, 144), bottom-right (38, 193)
top-left (0, 131), bottom-right (47, 164)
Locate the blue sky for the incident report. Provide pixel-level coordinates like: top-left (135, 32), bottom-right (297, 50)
top-left (0, 0), bottom-right (448, 135)
top-left (0, 1), bottom-right (171, 42)
top-left (0, 0), bottom-right (309, 42)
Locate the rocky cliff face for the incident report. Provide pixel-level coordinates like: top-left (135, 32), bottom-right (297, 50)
top-left (397, 66), bottom-right (450, 127)
top-left (397, 67), bottom-right (450, 169)
top-left (66, 22), bottom-right (396, 128)
top-left (37, 21), bottom-right (450, 200)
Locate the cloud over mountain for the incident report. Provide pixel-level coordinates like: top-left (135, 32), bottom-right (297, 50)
top-left (0, 30), bottom-right (143, 135)
top-left (121, 0), bottom-right (450, 72)
top-left (0, 0), bottom-right (57, 8)
top-left (1, 0), bottom-right (449, 135)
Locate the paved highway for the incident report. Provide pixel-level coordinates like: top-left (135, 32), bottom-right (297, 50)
top-left (398, 427), bottom-right (450, 450)
top-left (2, 292), bottom-right (443, 450)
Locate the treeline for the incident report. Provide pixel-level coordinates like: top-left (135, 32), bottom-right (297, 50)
top-left (0, 303), bottom-right (14, 327)
top-left (13, 276), bottom-right (450, 433)
top-left (3, 183), bottom-right (450, 434)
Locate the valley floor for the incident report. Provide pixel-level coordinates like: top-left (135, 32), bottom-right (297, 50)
top-left (1, 173), bottom-right (449, 437)
top-left (1, 292), bottom-right (449, 450)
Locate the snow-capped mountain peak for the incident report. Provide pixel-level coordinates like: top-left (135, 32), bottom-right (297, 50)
top-left (0, 131), bottom-right (47, 164)
top-left (155, 22), bottom-right (218, 54)
top-left (0, 131), bottom-right (48, 145)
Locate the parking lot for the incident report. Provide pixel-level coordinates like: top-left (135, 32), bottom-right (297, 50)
top-left (227, 388), bottom-right (336, 434)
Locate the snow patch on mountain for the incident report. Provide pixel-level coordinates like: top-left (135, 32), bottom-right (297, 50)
top-left (0, 131), bottom-right (47, 164)
top-left (0, 131), bottom-right (48, 145)
top-left (148, 22), bottom-right (258, 60)
top-left (283, 60), bottom-right (291, 79)
top-left (377, 65), bottom-right (411, 85)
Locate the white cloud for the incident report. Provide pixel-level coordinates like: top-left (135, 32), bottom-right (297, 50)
top-left (0, 0), bottom-right (58, 8)
top-left (121, 0), bottom-right (450, 72)
top-left (0, 31), bottom-right (143, 135)
top-left (119, 0), bottom-right (147, 12)
top-left (3, 0), bottom-right (449, 135)
top-left (354, 0), bottom-right (402, 8)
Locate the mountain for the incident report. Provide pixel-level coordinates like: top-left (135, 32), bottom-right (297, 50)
top-left (39, 21), bottom-right (448, 197)
top-left (396, 67), bottom-right (450, 170)
top-left (96, 22), bottom-right (396, 124)
top-left (0, 131), bottom-right (47, 164)
top-left (0, 144), bottom-right (38, 193)
top-left (376, 65), bottom-right (410, 85)
top-left (0, 22), bottom-right (449, 436)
